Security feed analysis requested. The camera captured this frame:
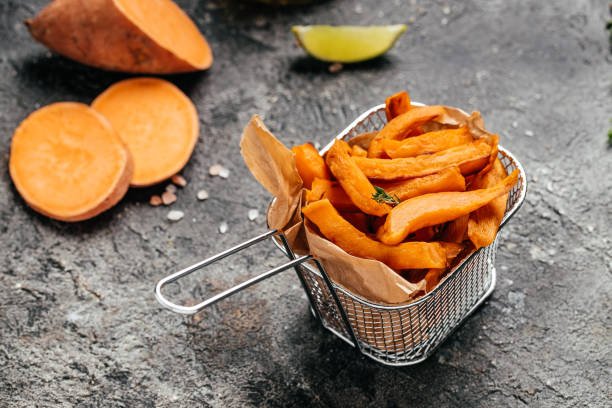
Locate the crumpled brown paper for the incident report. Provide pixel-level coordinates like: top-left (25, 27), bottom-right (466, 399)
top-left (239, 107), bottom-right (491, 305)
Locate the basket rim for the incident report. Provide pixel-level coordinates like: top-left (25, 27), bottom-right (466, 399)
top-left (270, 103), bottom-right (528, 311)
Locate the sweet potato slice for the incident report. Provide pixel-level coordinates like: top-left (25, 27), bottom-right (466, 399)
top-left (378, 167), bottom-right (466, 201)
top-left (92, 78), bottom-right (199, 187)
top-left (377, 170), bottom-right (519, 245)
top-left (441, 215), bottom-right (470, 243)
top-left (325, 140), bottom-right (391, 216)
top-left (291, 143), bottom-right (331, 189)
top-left (26, 0), bottom-right (212, 73)
top-left (368, 106), bottom-right (446, 157)
top-left (355, 140), bottom-right (492, 181)
top-left (467, 158), bottom-right (509, 248)
top-left (9, 102), bottom-right (133, 222)
top-left (385, 91), bottom-right (411, 121)
top-left (381, 127), bottom-right (473, 158)
top-left (302, 199), bottom-right (447, 270)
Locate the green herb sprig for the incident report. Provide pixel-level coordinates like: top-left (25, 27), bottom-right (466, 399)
top-left (372, 186), bottom-right (400, 206)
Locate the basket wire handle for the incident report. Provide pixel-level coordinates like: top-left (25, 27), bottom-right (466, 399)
top-left (155, 230), bottom-right (310, 315)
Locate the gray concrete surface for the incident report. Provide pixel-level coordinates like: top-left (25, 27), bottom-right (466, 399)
top-left (0, 0), bottom-right (610, 406)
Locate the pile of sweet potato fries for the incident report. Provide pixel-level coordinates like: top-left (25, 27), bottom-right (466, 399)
top-left (292, 91), bottom-right (518, 292)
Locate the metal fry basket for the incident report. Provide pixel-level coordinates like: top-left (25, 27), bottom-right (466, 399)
top-left (155, 104), bottom-right (527, 366)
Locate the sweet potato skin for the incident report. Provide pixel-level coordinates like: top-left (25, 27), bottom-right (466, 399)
top-left (26, 0), bottom-right (212, 74)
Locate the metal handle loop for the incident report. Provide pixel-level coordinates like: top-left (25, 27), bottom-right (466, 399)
top-left (154, 229), bottom-right (311, 315)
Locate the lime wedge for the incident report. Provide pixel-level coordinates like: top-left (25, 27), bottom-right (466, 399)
top-left (292, 25), bottom-right (407, 63)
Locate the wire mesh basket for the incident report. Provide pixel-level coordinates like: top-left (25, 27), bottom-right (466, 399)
top-left (155, 103), bottom-right (527, 366)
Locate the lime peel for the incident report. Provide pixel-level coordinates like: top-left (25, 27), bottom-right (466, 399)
top-left (292, 25), bottom-right (407, 63)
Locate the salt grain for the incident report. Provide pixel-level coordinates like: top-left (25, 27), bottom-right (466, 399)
top-left (171, 174), bottom-right (187, 187)
top-left (248, 209), bottom-right (259, 221)
top-left (525, 130), bottom-right (534, 137)
top-left (328, 63), bottom-right (343, 74)
top-left (149, 195), bottom-right (162, 206)
top-left (197, 189), bottom-right (209, 201)
top-left (167, 210), bottom-right (184, 222)
top-left (442, 5), bottom-right (451, 14)
top-left (219, 222), bottom-right (228, 234)
top-left (162, 191), bottom-right (177, 205)
top-left (512, 121), bottom-right (518, 128)
top-left (165, 184), bottom-right (177, 194)
top-left (209, 164), bottom-right (223, 176)
top-left (218, 167), bottom-right (230, 179)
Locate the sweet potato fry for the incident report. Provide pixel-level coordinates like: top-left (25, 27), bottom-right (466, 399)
top-left (385, 91), bottom-right (411, 121)
top-left (381, 127), bottom-right (473, 158)
top-left (378, 167), bottom-right (466, 201)
top-left (377, 170), bottom-right (519, 245)
top-left (292, 143), bottom-right (331, 189)
top-left (467, 158), bottom-right (509, 248)
top-left (441, 214), bottom-right (469, 243)
top-left (325, 140), bottom-right (391, 216)
top-left (355, 140), bottom-right (492, 180)
top-left (302, 199), bottom-right (448, 269)
top-left (368, 106), bottom-right (447, 157)
top-left (309, 178), bottom-right (359, 212)
top-left (424, 243), bottom-right (465, 291)
top-left (351, 144), bottom-right (368, 157)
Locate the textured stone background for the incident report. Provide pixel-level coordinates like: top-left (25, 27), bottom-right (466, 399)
top-left (0, 0), bottom-right (610, 407)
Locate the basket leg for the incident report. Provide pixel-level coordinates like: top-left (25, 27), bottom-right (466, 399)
top-left (276, 234), bottom-right (323, 323)
top-left (311, 258), bottom-right (361, 351)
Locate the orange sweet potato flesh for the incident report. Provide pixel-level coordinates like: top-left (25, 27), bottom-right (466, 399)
top-left (9, 102), bottom-right (133, 222)
top-left (309, 179), bottom-right (358, 212)
top-left (385, 91), bottom-right (411, 121)
top-left (291, 143), bottom-right (331, 189)
top-left (378, 167), bottom-right (466, 201)
top-left (381, 127), bottom-right (473, 158)
top-left (92, 77), bottom-right (199, 187)
top-left (302, 199), bottom-right (448, 270)
top-left (368, 106), bottom-right (446, 157)
top-left (468, 158), bottom-right (509, 248)
top-left (355, 140), bottom-right (492, 181)
top-left (26, 0), bottom-right (212, 73)
top-left (424, 242), bottom-right (464, 292)
top-left (325, 140), bottom-right (391, 216)
top-left (351, 145), bottom-right (368, 157)
top-left (377, 170), bottom-right (519, 245)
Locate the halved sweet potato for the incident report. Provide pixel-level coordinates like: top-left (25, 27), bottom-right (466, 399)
top-left (92, 77), bottom-right (199, 187)
top-left (368, 105), bottom-right (446, 157)
top-left (354, 140), bottom-right (492, 180)
top-left (9, 102), bottom-right (133, 221)
top-left (26, 0), bottom-right (213, 73)
top-left (302, 199), bottom-right (448, 270)
top-left (325, 140), bottom-right (391, 216)
top-left (377, 170), bottom-right (519, 245)
top-left (385, 91), bottom-right (411, 121)
top-left (379, 167), bottom-right (466, 200)
top-left (381, 127), bottom-right (473, 159)
top-left (291, 143), bottom-right (331, 189)
top-left (468, 158), bottom-right (509, 248)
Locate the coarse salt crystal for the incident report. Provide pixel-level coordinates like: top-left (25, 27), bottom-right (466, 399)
top-left (219, 222), bottom-right (228, 234)
top-left (248, 209), bottom-right (259, 221)
top-left (218, 167), bottom-right (230, 179)
top-left (149, 195), bottom-right (162, 206)
top-left (171, 174), bottom-right (187, 187)
top-left (209, 164), bottom-right (223, 176)
top-left (525, 130), bottom-right (534, 137)
top-left (197, 189), bottom-right (209, 201)
top-left (162, 191), bottom-right (177, 205)
top-left (167, 210), bottom-right (184, 222)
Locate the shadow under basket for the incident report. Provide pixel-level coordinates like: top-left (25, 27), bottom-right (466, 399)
top-left (155, 104), bottom-right (527, 366)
